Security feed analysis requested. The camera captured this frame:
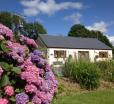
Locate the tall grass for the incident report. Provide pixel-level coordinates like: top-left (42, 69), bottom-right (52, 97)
top-left (95, 60), bottom-right (114, 82)
top-left (63, 59), bottom-right (100, 90)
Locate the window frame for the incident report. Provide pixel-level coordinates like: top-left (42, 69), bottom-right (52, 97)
top-left (54, 50), bottom-right (66, 58)
top-left (99, 51), bottom-right (108, 58)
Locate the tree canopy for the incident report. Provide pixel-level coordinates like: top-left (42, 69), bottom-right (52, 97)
top-left (0, 11), bottom-right (47, 39)
top-left (24, 22), bottom-right (47, 39)
top-left (68, 24), bottom-right (112, 48)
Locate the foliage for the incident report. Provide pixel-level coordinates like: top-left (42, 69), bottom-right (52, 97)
top-left (0, 11), bottom-right (47, 40)
top-left (0, 11), bottom-right (25, 29)
top-left (24, 22), bottom-right (47, 39)
top-left (63, 59), bottom-right (100, 90)
top-left (0, 24), bottom-right (57, 104)
top-left (96, 61), bottom-right (114, 82)
top-left (68, 24), bottom-right (112, 47)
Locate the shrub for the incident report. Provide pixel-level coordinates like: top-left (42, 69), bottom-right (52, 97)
top-left (63, 60), bottom-right (100, 90)
top-left (96, 61), bottom-right (114, 82)
top-left (0, 24), bottom-right (57, 104)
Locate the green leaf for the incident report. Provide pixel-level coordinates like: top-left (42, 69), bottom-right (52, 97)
top-left (0, 75), bottom-right (10, 87)
top-left (0, 41), bottom-right (11, 53)
top-left (0, 62), bottom-right (11, 71)
top-left (9, 96), bottom-right (16, 102)
top-left (15, 88), bottom-right (20, 93)
top-left (11, 80), bottom-right (16, 85)
top-left (11, 67), bottom-right (21, 74)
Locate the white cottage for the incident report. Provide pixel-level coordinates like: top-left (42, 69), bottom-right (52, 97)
top-left (38, 34), bottom-right (113, 65)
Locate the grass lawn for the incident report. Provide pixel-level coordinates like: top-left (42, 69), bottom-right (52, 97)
top-left (52, 89), bottom-right (114, 104)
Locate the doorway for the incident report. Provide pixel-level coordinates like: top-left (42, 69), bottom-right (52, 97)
top-left (78, 51), bottom-right (90, 61)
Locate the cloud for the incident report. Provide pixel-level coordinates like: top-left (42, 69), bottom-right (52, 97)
top-left (108, 36), bottom-right (114, 45)
top-left (86, 21), bottom-right (114, 45)
top-left (21, 0), bottom-right (83, 16)
top-left (86, 21), bottom-right (108, 33)
top-left (64, 12), bottom-right (82, 24)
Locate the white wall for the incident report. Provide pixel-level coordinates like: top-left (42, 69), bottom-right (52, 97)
top-left (47, 48), bottom-right (113, 65)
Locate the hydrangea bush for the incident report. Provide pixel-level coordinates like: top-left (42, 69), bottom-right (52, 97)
top-left (0, 24), bottom-right (57, 104)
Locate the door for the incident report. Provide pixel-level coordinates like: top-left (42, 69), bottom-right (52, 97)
top-left (78, 51), bottom-right (89, 61)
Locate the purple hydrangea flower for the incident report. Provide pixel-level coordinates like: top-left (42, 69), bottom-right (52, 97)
top-left (45, 64), bottom-right (51, 72)
top-left (16, 92), bottom-right (29, 104)
top-left (33, 50), bottom-right (42, 56)
top-left (45, 71), bottom-right (54, 80)
top-left (39, 58), bottom-right (45, 65)
top-left (31, 54), bottom-right (40, 63)
top-left (18, 48), bottom-right (24, 56)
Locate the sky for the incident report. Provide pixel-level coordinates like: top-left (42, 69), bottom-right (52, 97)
top-left (0, 0), bottom-right (114, 44)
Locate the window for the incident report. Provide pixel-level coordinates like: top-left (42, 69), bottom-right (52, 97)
top-left (99, 52), bottom-right (108, 58)
top-left (54, 50), bottom-right (66, 58)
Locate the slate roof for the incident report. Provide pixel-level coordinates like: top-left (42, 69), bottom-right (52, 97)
top-left (39, 34), bottom-right (112, 50)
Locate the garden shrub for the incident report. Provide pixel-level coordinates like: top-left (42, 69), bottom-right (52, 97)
top-left (0, 24), bottom-right (57, 104)
top-left (96, 61), bottom-right (114, 82)
top-left (63, 60), bottom-right (100, 90)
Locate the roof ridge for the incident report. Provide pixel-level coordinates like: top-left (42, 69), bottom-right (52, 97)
top-left (39, 34), bottom-right (98, 40)
top-left (38, 34), bottom-right (112, 50)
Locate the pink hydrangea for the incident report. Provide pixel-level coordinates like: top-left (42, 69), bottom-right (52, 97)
top-left (20, 57), bottom-right (33, 69)
top-left (7, 41), bottom-right (26, 57)
top-left (20, 35), bottom-right (38, 48)
top-left (35, 76), bottom-right (43, 86)
top-left (0, 24), bottom-right (58, 104)
top-left (40, 79), bottom-right (49, 92)
top-left (0, 98), bottom-right (8, 104)
top-left (32, 95), bottom-right (41, 104)
top-left (21, 71), bottom-right (38, 84)
top-left (4, 85), bottom-right (14, 96)
top-left (0, 23), bottom-right (13, 40)
top-left (24, 65), bottom-right (38, 74)
top-left (36, 91), bottom-right (48, 103)
top-left (25, 84), bottom-right (37, 93)
top-left (0, 66), bottom-right (3, 77)
top-left (9, 52), bottom-right (24, 64)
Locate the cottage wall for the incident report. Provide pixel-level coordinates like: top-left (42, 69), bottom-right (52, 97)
top-left (47, 48), bottom-right (113, 65)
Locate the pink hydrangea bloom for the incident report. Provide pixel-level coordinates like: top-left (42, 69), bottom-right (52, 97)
top-left (4, 85), bottom-right (14, 96)
top-left (0, 98), bottom-right (8, 104)
top-left (9, 52), bottom-right (24, 64)
top-left (32, 95), bottom-right (41, 104)
top-left (20, 35), bottom-right (38, 48)
top-left (25, 84), bottom-right (37, 93)
top-left (0, 66), bottom-right (3, 77)
top-left (40, 79), bottom-right (49, 92)
top-left (20, 57), bottom-right (33, 69)
top-left (37, 91), bottom-right (48, 103)
top-left (7, 41), bottom-right (26, 57)
top-left (24, 65), bottom-right (38, 74)
top-left (0, 23), bottom-right (13, 40)
top-left (21, 71), bottom-right (38, 84)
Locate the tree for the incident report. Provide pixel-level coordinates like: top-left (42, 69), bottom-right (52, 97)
top-left (24, 22), bottom-right (47, 39)
top-left (0, 12), bottom-right (12, 29)
top-left (0, 11), bottom-right (47, 40)
top-left (0, 11), bottom-right (25, 29)
top-left (68, 24), bottom-right (112, 47)
top-left (68, 24), bottom-right (91, 37)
